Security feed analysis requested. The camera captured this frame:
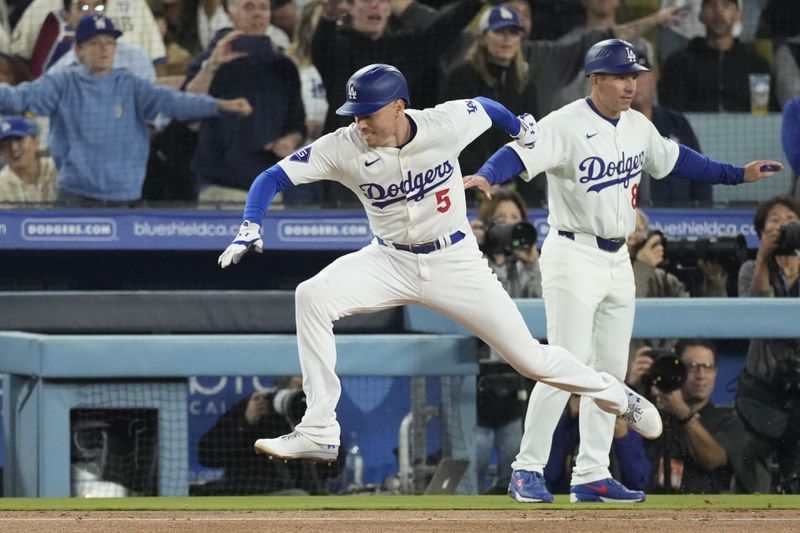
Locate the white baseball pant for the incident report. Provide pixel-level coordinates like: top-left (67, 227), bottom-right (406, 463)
top-left (512, 231), bottom-right (636, 485)
top-left (292, 231), bottom-right (629, 445)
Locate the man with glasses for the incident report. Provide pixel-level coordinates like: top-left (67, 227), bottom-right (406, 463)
top-left (646, 339), bottom-right (743, 494)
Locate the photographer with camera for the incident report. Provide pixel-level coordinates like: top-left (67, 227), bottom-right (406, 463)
top-left (627, 209), bottom-right (729, 360)
top-left (628, 209), bottom-right (730, 300)
top-left (469, 189), bottom-right (539, 493)
top-left (472, 188), bottom-right (542, 298)
top-left (734, 196), bottom-right (800, 494)
top-left (196, 376), bottom-right (342, 495)
top-left (634, 340), bottom-right (741, 494)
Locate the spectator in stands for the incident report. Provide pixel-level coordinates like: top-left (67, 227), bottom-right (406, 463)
top-left (734, 196), bottom-right (800, 494)
top-left (0, 14), bottom-right (252, 205)
top-left (469, 189), bottom-right (539, 493)
top-left (150, 0), bottom-right (201, 79)
top-left (630, 209), bottom-right (728, 299)
top-left (183, 0), bottom-right (306, 207)
top-left (442, 6), bottom-right (535, 183)
top-left (765, 0), bottom-right (800, 109)
top-left (27, 0), bottom-right (106, 77)
top-left (270, 0), bottom-right (295, 38)
top-left (659, 0), bottom-right (773, 112)
top-left (48, 31), bottom-right (156, 82)
top-left (783, 96), bottom-right (800, 200)
top-left (12, 0), bottom-right (167, 67)
top-left (311, 0), bottom-right (483, 135)
top-left (633, 340), bottom-right (742, 494)
top-left (545, 393), bottom-right (650, 494)
top-left (286, 0), bottom-right (327, 143)
top-left (552, 0), bottom-right (656, 111)
top-left (197, 377), bottom-right (343, 495)
top-left (196, 0), bottom-right (231, 50)
top-left (0, 115), bottom-right (57, 203)
top-left (630, 52), bottom-right (710, 207)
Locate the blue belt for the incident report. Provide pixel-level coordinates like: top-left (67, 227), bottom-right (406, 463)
top-left (377, 231), bottom-right (465, 254)
top-left (558, 230), bottom-right (626, 253)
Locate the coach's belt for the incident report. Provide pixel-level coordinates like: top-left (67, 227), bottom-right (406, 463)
top-left (376, 231), bottom-right (465, 254)
top-left (558, 230), bottom-right (626, 253)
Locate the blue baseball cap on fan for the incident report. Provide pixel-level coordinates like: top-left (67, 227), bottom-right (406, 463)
top-left (479, 5), bottom-right (524, 33)
top-left (0, 116), bottom-right (37, 142)
top-left (76, 14), bottom-right (122, 44)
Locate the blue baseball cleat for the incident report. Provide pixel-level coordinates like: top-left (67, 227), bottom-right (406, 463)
top-left (508, 470), bottom-right (554, 503)
top-left (569, 478), bottom-right (646, 503)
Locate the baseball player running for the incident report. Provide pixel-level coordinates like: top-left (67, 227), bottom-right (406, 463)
top-left (218, 63), bottom-right (662, 466)
top-left (466, 39), bottom-right (783, 504)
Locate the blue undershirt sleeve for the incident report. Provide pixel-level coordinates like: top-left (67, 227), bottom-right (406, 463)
top-left (242, 165), bottom-right (294, 222)
top-left (475, 146), bottom-right (525, 186)
top-left (474, 96), bottom-right (521, 136)
top-left (671, 144), bottom-right (744, 185)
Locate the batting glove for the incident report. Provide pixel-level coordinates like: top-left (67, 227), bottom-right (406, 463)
top-left (512, 113), bottom-right (538, 149)
top-left (218, 221), bottom-right (263, 269)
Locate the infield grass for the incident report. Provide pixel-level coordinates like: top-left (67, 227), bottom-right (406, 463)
top-left (0, 495), bottom-right (798, 511)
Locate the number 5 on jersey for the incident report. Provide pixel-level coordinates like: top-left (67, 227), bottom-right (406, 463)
top-left (436, 188), bottom-right (451, 213)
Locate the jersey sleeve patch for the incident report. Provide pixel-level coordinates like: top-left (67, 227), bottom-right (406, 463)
top-left (289, 145), bottom-right (313, 163)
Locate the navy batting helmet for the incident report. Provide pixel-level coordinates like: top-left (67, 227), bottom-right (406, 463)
top-left (335, 64), bottom-right (410, 117)
top-left (583, 39), bottom-right (650, 77)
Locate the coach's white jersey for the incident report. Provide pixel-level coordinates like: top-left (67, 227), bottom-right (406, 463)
top-left (278, 99), bottom-right (492, 243)
top-left (509, 99), bottom-right (680, 239)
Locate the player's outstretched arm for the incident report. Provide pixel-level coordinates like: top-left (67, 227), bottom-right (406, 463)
top-left (218, 165), bottom-right (294, 269)
top-left (463, 145), bottom-right (527, 200)
top-left (743, 161), bottom-right (784, 182)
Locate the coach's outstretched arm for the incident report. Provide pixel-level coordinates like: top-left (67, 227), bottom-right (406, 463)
top-left (668, 144), bottom-right (783, 184)
top-left (463, 145), bottom-right (525, 199)
top-left (464, 142), bottom-right (785, 199)
top-left (218, 165), bottom-right (294, 268)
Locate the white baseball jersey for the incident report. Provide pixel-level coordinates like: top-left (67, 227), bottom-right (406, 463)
top-left (509, 99), bottom-right (680, 239)
top-left (277, 99), bottom-right (491, 243)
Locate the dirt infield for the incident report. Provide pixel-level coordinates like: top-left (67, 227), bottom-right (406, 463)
top-left (1, 509), bottom-right (799, 532)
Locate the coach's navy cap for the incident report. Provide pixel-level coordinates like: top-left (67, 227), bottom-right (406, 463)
top-left (76, 14), bottom-right (122, 44)
top-left (0, 116), bottom-right (37, 141)
top-left (479, 5), bottom-right (524, 33)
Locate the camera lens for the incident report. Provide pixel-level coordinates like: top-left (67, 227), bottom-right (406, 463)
top-left (645, 353), bottom-right (686, 393)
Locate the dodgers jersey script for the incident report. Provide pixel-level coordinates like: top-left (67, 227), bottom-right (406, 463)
top-left (509, 99), bottom-right (680, 239)
top-left (278, 99), bottom-right (491, 244)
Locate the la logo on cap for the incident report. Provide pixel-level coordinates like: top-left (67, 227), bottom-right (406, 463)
top-left (348, 83), bottom-right (357, 100)
top-left (626, 47), bottom-right (636, 63)
top-left (96, 17), bottom-right (107, 29)
top-left (499, 6), bottom-right (514, 20)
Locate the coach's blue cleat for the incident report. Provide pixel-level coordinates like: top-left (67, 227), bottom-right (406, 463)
top-left (569, 478), bottom-right (645, 503)
top-left (508, 470), bottom-right (553, 503)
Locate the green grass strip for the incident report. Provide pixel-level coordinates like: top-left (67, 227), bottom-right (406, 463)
top-left (0, 494), bottom-right (798, 511)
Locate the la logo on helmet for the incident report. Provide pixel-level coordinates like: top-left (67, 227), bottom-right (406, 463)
top-left (348, 84), bottom-right (357, 100)
top-left (625, 47), bottom-right (636, 63)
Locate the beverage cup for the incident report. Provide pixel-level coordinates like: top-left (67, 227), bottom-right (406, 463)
top-left (749, 73), bottom-right (770, 116)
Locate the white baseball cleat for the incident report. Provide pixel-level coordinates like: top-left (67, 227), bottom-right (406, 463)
top-left (620, 385), bottom-right (663, 439)
top-left (254, 431), bottom-right (339, 462)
